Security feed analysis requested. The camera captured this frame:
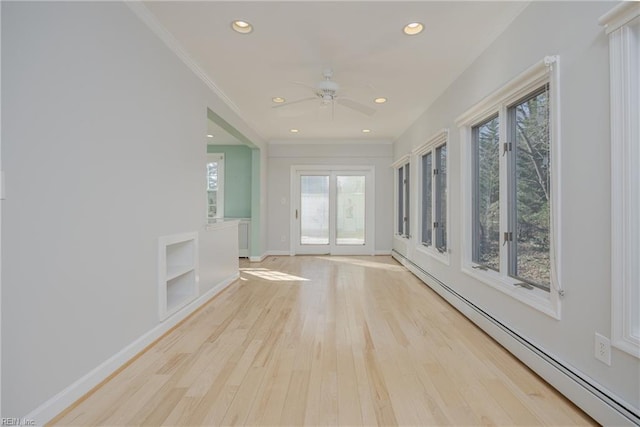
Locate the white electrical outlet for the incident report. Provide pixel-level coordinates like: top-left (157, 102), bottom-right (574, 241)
top-left (594, 333), bottom-right (611, 366)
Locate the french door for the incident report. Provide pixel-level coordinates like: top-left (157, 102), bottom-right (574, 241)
top-left (291, 166), bottom-right (374, 255)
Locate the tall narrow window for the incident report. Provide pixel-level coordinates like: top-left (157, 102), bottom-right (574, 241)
top-left (404, 163), bottom-right (411, 236)
top-left (206, 153), bottom-right (225, 221)
top-left (421, 153), bottom-right (433, 246)
top-left (472, 116), bottom-right (500, 271)
top-left (397, 166), bottom-right (404, 235)
top-left (396, 162), bottom-right (411, 237)
top-left (435, 144), bottom-right (447, 252)
top-left (508, 85), bottom-right (551, 290)
top-left (418, 130), bottom-right (449, 259)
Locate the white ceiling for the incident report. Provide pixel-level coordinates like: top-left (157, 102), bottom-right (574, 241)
top-left (143, 1), bottom-right (528, 143)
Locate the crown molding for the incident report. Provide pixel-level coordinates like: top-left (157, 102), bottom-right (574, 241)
top-left (269, 139), bottom-right (393, 146)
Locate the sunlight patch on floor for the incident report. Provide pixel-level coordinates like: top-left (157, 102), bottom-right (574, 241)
top-left (240, 268), bottom-right (310, 282)
top-left (317, 256), bottom-right (406, 272)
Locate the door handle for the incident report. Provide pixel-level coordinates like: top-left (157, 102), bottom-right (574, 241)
top-left (295, 209), bottom-right (298, 219)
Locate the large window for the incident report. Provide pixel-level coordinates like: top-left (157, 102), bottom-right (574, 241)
top-left (396, 161), bottom-right (410, 237)
top-left (418, 130), bottom-right (449, 258)
top-left (458, 56), bottom-right (561, 317)
top-left (601, 4), bottom-right (640, 358)
top-left (471, 86), bottom-right (551, 290)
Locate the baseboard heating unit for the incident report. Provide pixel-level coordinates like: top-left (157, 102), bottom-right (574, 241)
top-left (392, 249), bottom-right (639, 426)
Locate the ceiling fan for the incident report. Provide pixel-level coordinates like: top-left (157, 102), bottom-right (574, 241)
top-left (273, 69), bottom-right (376, 117)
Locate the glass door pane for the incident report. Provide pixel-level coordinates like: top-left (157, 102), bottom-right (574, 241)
top-left (300, 175), bottom-right (329, 245)
top-left (336, 175), bottom-right (365, 245)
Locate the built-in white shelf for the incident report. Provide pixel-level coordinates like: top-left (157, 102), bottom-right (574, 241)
top-left (166, 264), bottom-right (195, 282)
top-left (158, 232), bottom-right (199, 321)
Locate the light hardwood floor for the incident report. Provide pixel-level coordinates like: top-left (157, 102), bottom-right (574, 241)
top-left (52, 255), bottom-right (595, 426)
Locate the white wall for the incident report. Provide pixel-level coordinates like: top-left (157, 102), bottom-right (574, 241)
top-left (394, 0), bottom-right (639, 418)
top-left (267, 142), bottom-right (393, 254)
top-left (199, 224), bottom-right (239, 294)
top-left (0, 2), bottom-right (257, 417)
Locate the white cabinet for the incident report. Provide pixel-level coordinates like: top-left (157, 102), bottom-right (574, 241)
top-left (158, 232), bottom-right (199, 320)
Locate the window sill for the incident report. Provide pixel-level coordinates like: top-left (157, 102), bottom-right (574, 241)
top-left (462, 264), bottom-right (561, 320)
top-left (416, 244), bottom-right (450, 266)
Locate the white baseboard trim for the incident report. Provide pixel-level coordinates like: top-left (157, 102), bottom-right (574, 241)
top-left (375, 249), bottom-right (392, 255)
top-left (249, 251), bottom-right (290, 262)
top-left (267, 250), bottom-right (292, 256)
top-left (26, 272), bottom-right (240, 426)
top-left (255, 250), bottom-right (392, 258)
top-left (249, 253), bottom-right (267, 262)
top-left (392, 250), bottom-right (639, 426)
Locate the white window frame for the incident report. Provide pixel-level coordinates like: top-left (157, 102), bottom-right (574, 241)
top-left (456, 56), bottom-right (562, 319)
top-left (600, 4), bottom-right (640, 359)
top-left (413, 129), bottom-right (450, 264)
top-left (393, 155), bottom-right (411, 239)
top-left (207, 153), bottom-right (225, 220)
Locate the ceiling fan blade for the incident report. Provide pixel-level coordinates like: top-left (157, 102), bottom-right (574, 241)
top-left (336, 98), bottom-right (376, 117)
top-left (291, 81), bottom-right (318, 92)
top-left (272, 97), bottom-right (317, 109)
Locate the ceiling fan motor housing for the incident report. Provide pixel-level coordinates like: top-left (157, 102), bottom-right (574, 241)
top-left (316, 79), bottom-right (339, 103)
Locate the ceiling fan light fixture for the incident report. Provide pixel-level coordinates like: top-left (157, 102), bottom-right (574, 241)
top-left (231, 20), bottom-right (253, 34)
top-left (272, 97), bottom-right (285, 103)
top-left (374, 97), bottom-right (387, 104)
top-left (403, 22), bottom-right (424, 35)
top-left (290, 129), bottom-right (299, 133)
top-left (362, 129), bottom-right (371, 133)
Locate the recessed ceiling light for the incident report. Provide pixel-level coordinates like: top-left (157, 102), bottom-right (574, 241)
top-left (362, 129), bottom-right (371, 133)
top-left (374, 97), bottom-right (387, 104)
top-left (403, 22), bottom-right (424, 36)
top-left (231, 20), bottom-right (253, 34)
top-left (272, 97), bottom-right (286, 103)
top-left (207, 134), bottom-right (213, 138)
top-left (290, 129), bottom-right (299, 133)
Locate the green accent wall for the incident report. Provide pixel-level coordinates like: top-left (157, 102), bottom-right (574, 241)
top-left (207, 144), bottom-right (252, 218)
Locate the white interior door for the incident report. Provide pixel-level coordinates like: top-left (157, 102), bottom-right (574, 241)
top-left (292, 166), bottom-right (374, 255)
